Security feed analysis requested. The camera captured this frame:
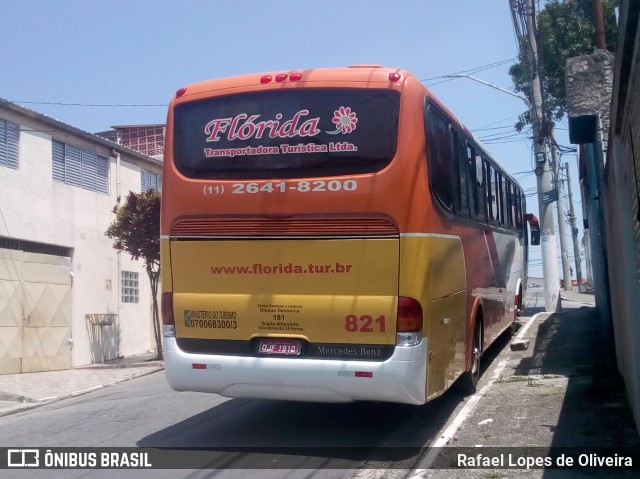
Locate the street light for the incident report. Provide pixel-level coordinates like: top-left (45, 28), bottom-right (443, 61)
top-left (443, 73), bottom-right (531, 108)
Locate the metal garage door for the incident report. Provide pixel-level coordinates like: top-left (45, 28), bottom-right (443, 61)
top-left (0, 247), bottom-right (72, 374)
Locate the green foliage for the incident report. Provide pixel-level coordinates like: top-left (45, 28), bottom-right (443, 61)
top-left (106, 189), bottom-right (163, 359)
top-left (509, 0), bottom-right (619, 131)
top-left (105, 189), bottom-right (160, 268)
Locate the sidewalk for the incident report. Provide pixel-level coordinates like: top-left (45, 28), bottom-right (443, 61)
top-left (0, 353), bottom-right (163, 417)
top-left (417, 290), bottom-right (640, 478)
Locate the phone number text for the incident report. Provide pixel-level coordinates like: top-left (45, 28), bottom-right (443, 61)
top-left (203, 180), bottom-right (358, 196)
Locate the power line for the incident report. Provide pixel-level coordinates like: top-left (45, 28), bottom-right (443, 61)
top-left (422, 56), bottom-right (518, 85)
top-left (10, 100), bottom-right (167, 108)
top-left (13, 58), bottom-right (519, 109)
top-left (471, 114), bottom-right (525, 131)
top-left (472, 125), bottom-right (516, 132)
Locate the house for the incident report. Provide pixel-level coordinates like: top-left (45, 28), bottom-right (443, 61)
top-left (0, 99), bottom-right (163, 374)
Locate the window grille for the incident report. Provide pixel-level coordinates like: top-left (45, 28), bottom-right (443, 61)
top-left (0, 118), bottom-right (19, 169)
top-left (141, 169), bottom-right (162, 192)
top-left (52, 139), bottom-right (108, 194)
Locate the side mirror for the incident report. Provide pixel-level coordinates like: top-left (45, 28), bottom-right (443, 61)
top-left (525, 213), bottom-right (540, 245)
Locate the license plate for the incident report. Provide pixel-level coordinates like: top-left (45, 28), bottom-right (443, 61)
top-left (258, 338), bottom-right (301, 356)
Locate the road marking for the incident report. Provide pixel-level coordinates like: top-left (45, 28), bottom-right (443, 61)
top-left (514, 311), bottom-right (547, 342)
top-left (407, 313), bottom-right (542, 478)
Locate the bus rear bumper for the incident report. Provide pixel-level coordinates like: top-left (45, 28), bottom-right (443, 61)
top-left (163, 338), bottom-right (428, 405)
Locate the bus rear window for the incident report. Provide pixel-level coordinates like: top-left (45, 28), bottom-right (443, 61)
top-left (172, 89), bottom-right (400, 179)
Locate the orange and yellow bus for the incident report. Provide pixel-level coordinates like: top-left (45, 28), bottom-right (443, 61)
top-left (160, 66), bottom-right (540, 405)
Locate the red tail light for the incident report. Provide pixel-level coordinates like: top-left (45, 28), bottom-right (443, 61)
top-left (261, 73), bottom-right (302, 84)
top-left (388, 72), bottom-right (402, 82)
top-left (397, 297), bottom-right (423, 332)
top-left (175, 87), bottom-right (187, 98)
top-left (162, 292), bottom-right (174, 326)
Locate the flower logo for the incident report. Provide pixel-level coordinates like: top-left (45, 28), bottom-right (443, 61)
top-left (327, 106), bottom-right (358, 135)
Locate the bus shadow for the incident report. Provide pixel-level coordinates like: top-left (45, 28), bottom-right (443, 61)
top-left (470, 311), bottom-right (544, 380)
top-left (137, 392), bottom-right (463, 468)
top-left (137, 364), bottom-right (488, 469)
top-left (137, 387), bottom-right (469, 468)
top-left (137, 320), bottom-right (525, 469)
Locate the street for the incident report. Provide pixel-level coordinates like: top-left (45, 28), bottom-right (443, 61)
top-left (0, 328), bottom-right (521, 479)
top-left (3, 292), bottom-right (637, 479)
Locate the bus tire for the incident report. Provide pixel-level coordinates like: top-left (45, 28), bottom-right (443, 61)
top-left (458, 320), bottom-right (482, 395)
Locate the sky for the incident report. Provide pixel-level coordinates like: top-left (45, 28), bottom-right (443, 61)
top-left (0, 0), bottom-right (585, 278)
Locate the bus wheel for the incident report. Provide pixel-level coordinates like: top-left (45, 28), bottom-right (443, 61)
top-left (458, 321), bottom-right (481, 394)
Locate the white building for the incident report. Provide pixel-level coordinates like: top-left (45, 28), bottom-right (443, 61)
top-left (0, 99), bottom-right (163, 374)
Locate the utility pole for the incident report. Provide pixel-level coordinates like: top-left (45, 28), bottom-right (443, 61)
top-left (550, 142), bottom-right (573, 291)
top-left (564, 162), bottom-right (583, 290)
top-left (592, 0), bottom-right (607, 49)
top-left (511, 0), bottom-right (561, 311)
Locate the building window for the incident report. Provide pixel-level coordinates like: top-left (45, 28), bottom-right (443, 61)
top-left (121, 271), bottom-right (139, 303)
top-left (0, 118), bottom-right (19, 170)
top-left (52, 139), bottom-right (109, 194)
top-left (141, 169), bottom-right (162, 192)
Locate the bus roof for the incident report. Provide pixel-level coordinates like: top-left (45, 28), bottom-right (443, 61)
top-left (172, 66), bottom-right (411, 100)
top-left (170, 66), bottom-right (519, 186)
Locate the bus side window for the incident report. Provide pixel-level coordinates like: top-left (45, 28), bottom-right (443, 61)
top-left (507, 181), bottom-right (516, 228)
top-left (475, 155), bottom-right (485, 219)
top-left (515, 190), bottom-right (524, 229)
top-left (453, 130), bottom-right (469, 217)
top-left (426, 107), bottom-right (454, 212)
top-left (497, 171), bottom-right (505, 225)
top-left (485, 160), bottom-right (496, 222)
top-left (466, 143), bottom-right (476, 217)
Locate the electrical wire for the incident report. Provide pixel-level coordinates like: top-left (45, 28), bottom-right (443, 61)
top-left (11, 101), bottom-right (167, 108)
top-left (421, 56), bottom-right (518, 87)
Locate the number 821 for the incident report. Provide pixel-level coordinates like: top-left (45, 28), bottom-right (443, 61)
top-left (344, 315), bottom-right (386, 333)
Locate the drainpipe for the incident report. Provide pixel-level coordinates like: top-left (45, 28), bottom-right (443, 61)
top-left (112, 147), bottom-right (122, 357)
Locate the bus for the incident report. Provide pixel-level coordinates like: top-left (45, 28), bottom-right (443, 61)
top-left (160, 66), bottom-right (540, 405)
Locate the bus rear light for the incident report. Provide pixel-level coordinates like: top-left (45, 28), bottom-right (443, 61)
top-left (397, 297), bottom-right (423, 347)
top-left (175, 87), bottom-right (187, 98)
top-left (397, 297), bottom-right (423, 332)
top-left (261, 73), bottom-right (302, 83)
top-left (388, 72), bottom-right (402, 82)
top-left (192, 363), bottom-right (207, 370)
top-left (162, 292), bottom-right (174, 326)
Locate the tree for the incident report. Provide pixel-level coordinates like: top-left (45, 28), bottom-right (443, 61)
top-left (509, 0), bottom-right (619, 131)
top-left (105, 189), bottom-right (162, 359)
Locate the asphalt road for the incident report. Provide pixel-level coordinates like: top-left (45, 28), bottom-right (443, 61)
top-left (0, 369), bottom-right (458, 478)
top-left (0, 314), bottom-right (533, 479)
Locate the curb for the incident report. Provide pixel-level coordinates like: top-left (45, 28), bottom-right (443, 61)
top-left (0, 366), bottom-right (163, 418)
top-left (76, 360), bottom-right (164, 370)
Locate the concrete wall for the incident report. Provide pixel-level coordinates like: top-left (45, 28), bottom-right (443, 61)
top-left (566, 51), bottom-right (614, 338)
top-left (566, 49), bottom-right (615, 145)
top-left (604, 0), bottom-right (640, 435)
top-left (0, 102), bottom-right (162, 367)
